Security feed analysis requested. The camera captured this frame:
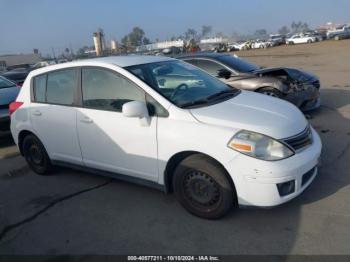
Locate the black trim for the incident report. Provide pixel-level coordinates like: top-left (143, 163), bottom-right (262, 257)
top-left (302, 166), bottom-right (316, 186)
top-left (51, 160), bottom-right (166, 193)
top-left (31, 67), bottom-right (80, 107)
top-left (29, 65), bottom-right (169, 117)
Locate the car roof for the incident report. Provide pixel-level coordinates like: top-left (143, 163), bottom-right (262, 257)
top-left (176, 52), bottom-right (230, 60)
top-left (29, 55), bottom-right (175, 76)
top-left (91, 55), bottom-right (175, 67)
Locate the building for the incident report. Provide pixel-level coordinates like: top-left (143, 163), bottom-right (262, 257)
top-left (0, 53), bottom-right (41, 70)
top-left (93, 29), bottom-right (106, 56)
top-left (200, 37), bottom-right (228, 44)
top-left (136, 40), bottom-right (184, 52)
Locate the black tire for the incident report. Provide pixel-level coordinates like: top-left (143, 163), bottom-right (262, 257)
top-left (257, 87), bottom-right (283, 98)
top-left (173, 154), bottom-right (235, 219)
top-left (23, 134), bottom-right (52, 175)
top-left (307, 39), bottom-right (312, 44)
top-left (289, 41), bottom-right (294, 45)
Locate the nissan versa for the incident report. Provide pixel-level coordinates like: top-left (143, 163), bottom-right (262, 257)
top-left (10, 56), bottom-right (322, 219)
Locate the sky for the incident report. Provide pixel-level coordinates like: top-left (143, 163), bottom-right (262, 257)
top-left (0, 0), bottom-right (349, 55)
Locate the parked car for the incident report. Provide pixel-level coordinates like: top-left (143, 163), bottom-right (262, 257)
top-left (304, 32), bottom-right (324, 42)
top-left (327, 24), bottom-right (350, 39)
top-left (0, 76), bottom-right (20, 131)
top-left (178, 53), bottom-right (321, 111)
top-left (198, 43), bottom-right (228, 53)
top-left (286, 34), bottom-right (317, 45)
top-left (269, 34), bottom-right (285, 46)
top-left (6, 63), bottom-right (32, 71)
top-left (251, 39), bottom-right (272, 49)
top-left (10, 56), bottom-right (322, 219)
top-left (32, 60), bottom-right (57, 69)
top-left (229, 41), bottom-right (251, 51)
top-left (1, 68), bottom-right (30, 86)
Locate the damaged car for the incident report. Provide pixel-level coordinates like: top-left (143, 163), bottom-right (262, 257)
top-left (178, 53), bottom-right (320, 111)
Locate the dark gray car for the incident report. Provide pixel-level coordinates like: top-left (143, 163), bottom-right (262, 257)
top-left (0, 76), bottom-right (20, 130)
top-left (178, 53), bottom-right (320, 111)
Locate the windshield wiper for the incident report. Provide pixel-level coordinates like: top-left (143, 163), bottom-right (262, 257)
top-left (206, 89), bottom-right (238, 100)
top-left (180, 98), bottom-right (210, 109)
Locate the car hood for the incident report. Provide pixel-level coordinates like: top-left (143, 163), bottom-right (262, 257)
top-left (190, 91), bottom-right (308, 139)
top-left (254, 67), bottom-right (319, 82)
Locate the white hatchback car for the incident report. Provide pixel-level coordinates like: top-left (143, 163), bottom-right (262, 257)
top-left (10, 56), bottom-right (322, 219)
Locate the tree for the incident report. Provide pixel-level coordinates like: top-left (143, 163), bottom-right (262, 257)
top-left (291, 21), bottom-right (309, 33)
top-left (254, 29), bottom-right (268, 39)
top-left (143, 37), bottom-right (151, 45)
top-left (201, 25), bottom-right (212, 38)
top-left (121, 26), bottom-right (150, 48)
top-left (278, 26), bottom-right (290, 35)
top-left (184, 28), bottom-right (198, 40)
top-left (215, 32), bottom-right (226, 38)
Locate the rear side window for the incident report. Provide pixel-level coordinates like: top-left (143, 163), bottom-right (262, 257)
top-left (195, 60), bottom-right (226, 76)
top-left (33, 75), bottom-right (47, 102)
top-left (46, 69), bottom-right (77, 105)
top-left (82, 68), bottom-right (145, 112)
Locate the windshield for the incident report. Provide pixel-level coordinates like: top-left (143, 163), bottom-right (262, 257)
top-left (0, 77), bottom-right (16, 89)
top-left (125, 60), bottom-right (240, 108)
top-left (217, 55), bottom-right (260, 73)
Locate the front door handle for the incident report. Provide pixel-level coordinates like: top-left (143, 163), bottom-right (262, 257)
top-left (80, 117), bottom-right (93, 124)
top-left (32, 110), bottom-right (42, 116)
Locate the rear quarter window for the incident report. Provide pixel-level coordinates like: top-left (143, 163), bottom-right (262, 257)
top-left (33, 75), bottom-right (47, 102)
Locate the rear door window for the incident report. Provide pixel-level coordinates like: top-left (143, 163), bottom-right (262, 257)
top-left (46, 69), bottom-right (77, 105)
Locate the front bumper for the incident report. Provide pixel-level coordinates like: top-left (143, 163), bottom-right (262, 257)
top-left (284, 86), bottom-right (321, 112)
top-left (224, 127), bottom-right (322, 207)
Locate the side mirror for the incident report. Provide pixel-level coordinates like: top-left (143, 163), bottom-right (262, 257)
top-left (217, 69), bottom-right (232, 79)
top-left (122, 101), bottom-right (150, 126)
top-left (122, 101), bottom-right (149, 118)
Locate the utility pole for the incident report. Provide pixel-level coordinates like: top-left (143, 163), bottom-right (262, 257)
top-left (51, 47), bottom-right (57, 62)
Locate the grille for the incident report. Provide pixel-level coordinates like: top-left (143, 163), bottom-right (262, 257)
top-left (0, 104), bottom-right (9, 110)
top-left (283, 126), bottom-right (313, 151)
top-left (302, 166), bottom-right (316, 186)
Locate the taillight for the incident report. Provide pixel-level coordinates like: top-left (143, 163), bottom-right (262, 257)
top-left (9, 102), bottom-right (24, 116)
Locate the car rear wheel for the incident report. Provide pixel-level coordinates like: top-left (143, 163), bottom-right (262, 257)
top-left (23, 134), bottom-right (52, 175)
top-left (173, 154), bottom-right (235, 219)
top-left (257, 87), bottom-right (283, 98)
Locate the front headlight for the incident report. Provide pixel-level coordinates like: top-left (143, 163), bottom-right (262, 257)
top-left (228, 130), bottom-right (294, 161)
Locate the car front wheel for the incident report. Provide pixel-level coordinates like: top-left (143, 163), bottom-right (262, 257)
top-left (173, 154), bottom-right (235, 219)
top-left (23, 134), bottom-right (52, 175)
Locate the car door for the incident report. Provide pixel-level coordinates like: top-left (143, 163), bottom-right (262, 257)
top-left (76, 67), bottom-right (158, 182)
top-left (30, 69), bottom-right (83, 165)
top-left (294, 35), bottom-right (302, 44)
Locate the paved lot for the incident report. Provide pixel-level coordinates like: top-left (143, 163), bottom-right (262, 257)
top-left (0, 40), bottom-right (350, 255)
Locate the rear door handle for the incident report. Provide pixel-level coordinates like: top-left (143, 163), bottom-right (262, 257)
top-left (32, 110), bottom-right (42, 116)
top-left (80, 117), bottom-right (93, 124)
